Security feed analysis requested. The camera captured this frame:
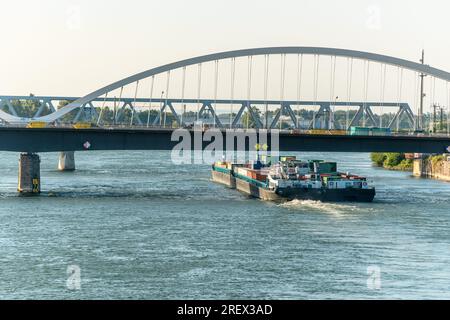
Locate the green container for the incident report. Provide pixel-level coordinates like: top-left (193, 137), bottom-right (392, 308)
top-left (349, 126), bottom-right (370, 136)
top-left (308, 160), bottom-right (324, 170)
top-left (371, 127), bottom-right (391, 136)
top-left (314, 162), bottom-right (337, 174)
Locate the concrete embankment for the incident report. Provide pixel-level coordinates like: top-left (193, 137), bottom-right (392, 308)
top-left (413, 155), bottom-right (450, 182)
top-left (371, 152), bottom-right (450, 181)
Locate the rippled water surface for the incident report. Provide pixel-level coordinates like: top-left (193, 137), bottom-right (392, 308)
top-left (0, 151), bottom-right (450, 299)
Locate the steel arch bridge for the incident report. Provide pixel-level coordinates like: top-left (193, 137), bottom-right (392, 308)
top-left (2, 46), bottom-right (450, 129)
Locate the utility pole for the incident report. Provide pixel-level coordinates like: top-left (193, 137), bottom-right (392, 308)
top-left (419, 49), bottom-right (426, 131)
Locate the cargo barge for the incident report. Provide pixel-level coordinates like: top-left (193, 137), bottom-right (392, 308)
top-left (212, 156), bottom-right (375, 202)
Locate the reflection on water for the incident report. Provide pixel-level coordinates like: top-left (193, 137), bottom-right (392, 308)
top-left (0, 150), bottom-right (450, 299)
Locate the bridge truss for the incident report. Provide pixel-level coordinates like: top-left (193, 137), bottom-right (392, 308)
top-left (0, 95), bottom-right (415, 130)
top-left (1, 46), bottom-right (450, 130)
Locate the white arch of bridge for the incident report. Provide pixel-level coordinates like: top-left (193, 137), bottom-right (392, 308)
top-left (1, 46), bottom-right (450, 124)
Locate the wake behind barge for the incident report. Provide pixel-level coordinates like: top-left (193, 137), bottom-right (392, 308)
top-left (212, 156), bottom-right (375, 202)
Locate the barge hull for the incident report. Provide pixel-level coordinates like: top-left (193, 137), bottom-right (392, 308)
top-left (235, 178), bottom-right (375, 202)
top-left (235, 178), bottom-right (280, 201)
top-left (277, 186), bottom-right (375, 202)
top-left (211, 169), bottom-right (236, 188)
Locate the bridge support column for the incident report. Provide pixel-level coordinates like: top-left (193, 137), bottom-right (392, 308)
top-left (58, 151), bottom-right (75, 171)
top-left (18, 153), bottom-right (40, 195)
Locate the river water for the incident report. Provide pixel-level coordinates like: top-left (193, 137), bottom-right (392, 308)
top-left (0, 150), bottom-right (449, 299)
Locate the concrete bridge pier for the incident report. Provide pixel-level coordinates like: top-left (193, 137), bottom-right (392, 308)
top-left (58, 151), bottom-right (75, 171)
top-left (18, 152), bottom-right (40, 194)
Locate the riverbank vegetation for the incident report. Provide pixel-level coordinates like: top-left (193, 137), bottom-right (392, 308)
top-left (370, 153), bottom-right (413, 171)
top-left (428, 154), bottom-right (445, 166)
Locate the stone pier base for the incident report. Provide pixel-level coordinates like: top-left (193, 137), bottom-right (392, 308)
top-left (413, 159), bottom-right (424, 177)
top-left (58, 151), bottom-right (75, 171)
top-left (18, 153), bottom-right (40, 194)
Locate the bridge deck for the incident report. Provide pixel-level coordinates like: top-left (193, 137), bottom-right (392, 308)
top-left (0, 127), bottom-right (449, 153)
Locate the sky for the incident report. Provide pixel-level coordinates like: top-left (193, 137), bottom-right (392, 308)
top-left (1, 0), bottom-right (449, 110)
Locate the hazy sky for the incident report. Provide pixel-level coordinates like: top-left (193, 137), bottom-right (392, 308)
top-left (1, 0), bottom-right (449, 101)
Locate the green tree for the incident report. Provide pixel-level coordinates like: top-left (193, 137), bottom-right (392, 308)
top-left (383, 153), bottom-right (404, 167)
top-left (11, 99), bottom-right (42, 117)
top-left (371, 153), bottom-right (387, 166)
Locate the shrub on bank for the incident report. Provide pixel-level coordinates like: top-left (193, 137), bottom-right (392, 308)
top-left (395, 159), bottom-right (413, 171)
top-left (383, 153), bottom-right (405, 168)
top-left (370, 152), bottom-right (412, 171)
top-left (370, 153), bottom-right (387, 167)
top-left (429, 154), bottom-right (445, 167)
